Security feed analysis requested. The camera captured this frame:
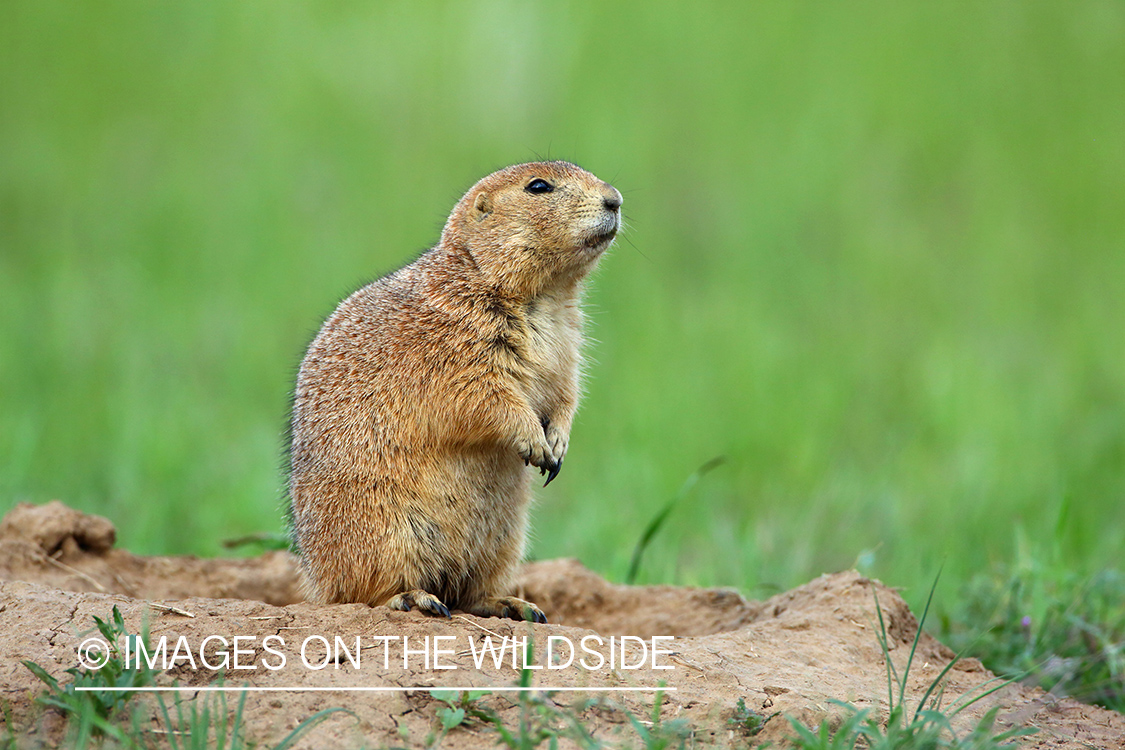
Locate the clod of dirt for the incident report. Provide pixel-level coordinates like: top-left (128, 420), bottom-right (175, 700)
top-left (0, 501), bottom-right (301, 605)
top-left (0, 500), bottom-right (116, 555)
top-left (1, 501), bottom-right (1122, 749)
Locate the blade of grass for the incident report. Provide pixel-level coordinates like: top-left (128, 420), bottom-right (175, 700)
top-left (899, 567), bottom-right (942, 713)
top-left (272, 707), bottom-right (355, 750)
top-left (626, 456), bottom-right (724, 584)
top-left (872, 589), bottom-right (900, 714)
top-left (229, 689), bottom-right (248, 750)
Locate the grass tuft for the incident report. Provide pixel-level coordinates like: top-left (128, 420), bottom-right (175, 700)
top-left (729, 696), bottom-right (778, 738)
top-left (790, 580), bottom-right (1038, 750)
top-left (22, 606), bottom-right (155, 744)
top-left (155, 690), bottom-right (353, 750)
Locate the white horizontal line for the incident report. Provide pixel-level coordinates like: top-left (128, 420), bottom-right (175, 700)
top-left (76, 686), bottom-right (674, 693)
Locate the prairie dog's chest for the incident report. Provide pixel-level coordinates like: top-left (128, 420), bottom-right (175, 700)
top-left (522, 292), bottom-right (583, 378)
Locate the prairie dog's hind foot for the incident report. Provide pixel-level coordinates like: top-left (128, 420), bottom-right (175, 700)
top-left (466, 596), bottom-right (547, 624)
top-left (386, 590), bottom-right (452, 619)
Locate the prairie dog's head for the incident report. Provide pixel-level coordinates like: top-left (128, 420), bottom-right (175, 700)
top-left (442, 161), bottom-right (622, 297)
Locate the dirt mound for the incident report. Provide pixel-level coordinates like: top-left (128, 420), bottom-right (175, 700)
top-left (1, 502), bottom-right (1122, 748)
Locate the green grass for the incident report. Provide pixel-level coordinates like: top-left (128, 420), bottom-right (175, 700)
top-left (943, 557), bottom-right (1125, 713)
top-left (3, 3), bottom-right (1124, 626)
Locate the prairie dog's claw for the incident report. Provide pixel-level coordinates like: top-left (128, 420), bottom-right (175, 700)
top-left (467, 596), bottom-right (547, 624)
top-left (517, 417), bottom-right (567, 483)
top-left (386, 590), bottom-right (451, 619)
top-left (543, 458), bottom-right (562, 487)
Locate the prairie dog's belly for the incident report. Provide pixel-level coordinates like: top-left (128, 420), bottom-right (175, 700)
top-left (423, 447), bottom-right (530, 579)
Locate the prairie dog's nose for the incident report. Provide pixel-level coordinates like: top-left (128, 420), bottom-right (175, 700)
top-left (601, 185), bottom-right (623, 212)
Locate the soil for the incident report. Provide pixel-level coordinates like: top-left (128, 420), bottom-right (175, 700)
top-left (1, 501), bottom-right (1122, 749)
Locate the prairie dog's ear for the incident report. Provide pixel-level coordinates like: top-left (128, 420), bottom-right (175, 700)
top-left (472, 192), bottom-right (492, 221)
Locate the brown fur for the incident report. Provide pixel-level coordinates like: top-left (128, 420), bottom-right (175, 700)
top-left (288, 161), bottom-right (621, 622)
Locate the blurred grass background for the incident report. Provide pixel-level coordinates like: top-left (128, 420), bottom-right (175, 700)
top-left (2, 2), bottom-right (1123, 612)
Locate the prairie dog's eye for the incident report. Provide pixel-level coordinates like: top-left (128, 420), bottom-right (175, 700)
top-left (525, 178), bottom-right (554, 194)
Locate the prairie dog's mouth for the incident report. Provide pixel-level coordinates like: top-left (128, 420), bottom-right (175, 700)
top-left (583, 227), bottom-right (618, 249)
top-left (582, 212), bottom-right (620, 248)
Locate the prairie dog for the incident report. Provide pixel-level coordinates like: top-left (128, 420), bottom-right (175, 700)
top-left (288, 161), bottom-right (621, 622)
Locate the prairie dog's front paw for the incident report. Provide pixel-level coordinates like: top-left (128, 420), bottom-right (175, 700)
top-left (513, 428), bottom-right (555, 471)
top-left (544, 423), bottom-right (569, 466)
top-left (512, 416), bottom-right (561, 484)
